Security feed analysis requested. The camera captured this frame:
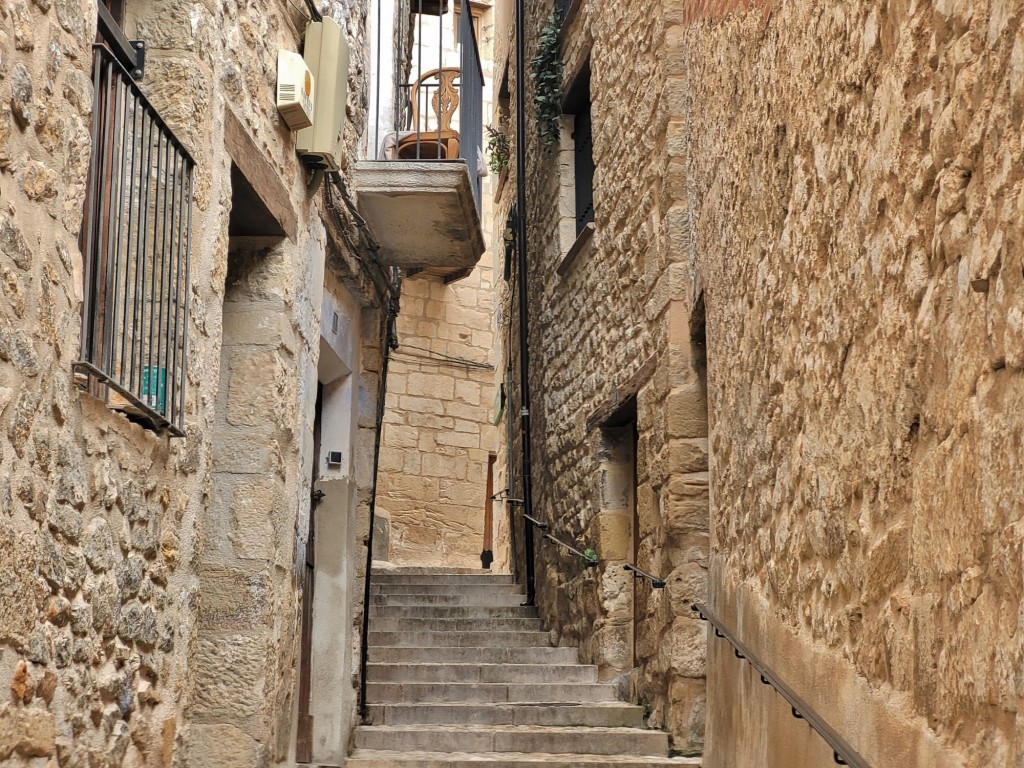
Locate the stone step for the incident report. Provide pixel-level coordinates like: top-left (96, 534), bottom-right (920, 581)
top-left (372, 584), bottom-right (524, 596)
top-left (347, 750), bottom-right (702, 767)
top-left (354, 725), bottom-right (669, 757)
top-left (371, 617), bottom-right (544, 633)
top-left (370, 594), bottom-right (527, 608)
top-left (372, 567), bottom-right (503, 576)
top-left (366, 662), bottom-right (598, 684)
top-left (371, 606), bottom-right (538, 620)
top-left (365, 702), bottom-right (645, 728)
top-left (369, 631), bottom-right (553, 648)
top-left (367, 682), bottom-right (620, 704)
top-left (368, 646), bottom-right (580, 665)
top-left (371, 574), bottom-right (516, 586)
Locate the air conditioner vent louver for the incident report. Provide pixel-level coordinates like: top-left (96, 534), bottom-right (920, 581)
top-left (277, 51), bottom-right (315, 130)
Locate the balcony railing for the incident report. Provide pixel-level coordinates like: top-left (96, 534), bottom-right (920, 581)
top-left (75, 44), bottom-right (194, 436)
top-left (372, 0), bottom-right (483, 212)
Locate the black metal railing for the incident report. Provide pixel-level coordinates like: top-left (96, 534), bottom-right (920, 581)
top-left (75, 44), bottom-right (194, 436)
top-left (624, 563), bottom-right (666, 588)
top-left (372, 0), bottom-right (483, 212)
top-left (691, 602), bottom-right (870, 768)
top-left (457, 6), bottom-right (483, 211)
top-left (523, 514), bottom-right (597, 567)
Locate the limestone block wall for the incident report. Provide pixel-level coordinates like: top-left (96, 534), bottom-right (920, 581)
top-left (0, 1), bottom-right (379, 766)
top-left (377, 266), bottom-right (502, 568)
top-left (498, 0), bottom-right (709, 754)
top-left (667, 0), bottom-right (1024, 766)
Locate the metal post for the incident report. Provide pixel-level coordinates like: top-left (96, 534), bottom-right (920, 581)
top-left (513, 0), bottom-right (535, 607)
top-left (358, 269), bottom-right (400, 724)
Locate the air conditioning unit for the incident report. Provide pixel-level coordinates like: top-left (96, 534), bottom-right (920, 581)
top-left (297, 18), bottom-right (350, 171)
top-left (277, 51), bottom-right (315, 130)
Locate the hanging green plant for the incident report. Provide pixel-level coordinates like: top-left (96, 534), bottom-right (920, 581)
top-left (531, 10), bottom-right (563, 150)
top-left (485, 126), bottom-right (510, 176)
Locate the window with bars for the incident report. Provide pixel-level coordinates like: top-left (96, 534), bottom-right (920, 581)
top-left (75, 18), bottom-right (194, 436)
top-left (571, 98), bottom-right (594, 236)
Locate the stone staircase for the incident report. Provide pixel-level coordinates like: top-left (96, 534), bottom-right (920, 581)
top-left (349, 566), bottom-right (700, 767)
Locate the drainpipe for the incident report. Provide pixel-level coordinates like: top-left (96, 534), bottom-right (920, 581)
top-left (513, 0), bottom-right (536, 607)
top-left (358, 267), bottom-right (400, 724)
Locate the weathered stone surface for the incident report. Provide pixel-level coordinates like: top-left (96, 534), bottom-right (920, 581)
top-left (37, 669), bottom-right (58, 705)
top-left (117, 556), bottom-right (145, 597)
top-left (197, 567), bottom-right (272, 631)
top-left (0, 703), bottom-right (56, 759)
top-left (21, 161), bottom-right (59, 200)
top-left (46, 596), bottom-right (71, 627)
top-left (118, 600), bottom-right (158, 648)
top-left (185, 723), bottom-right (261, 768)
top-left (84, 518), bottom-right (114, 571)
top-left (191, 635), bottom-right (266, 725)
top-left (10, 661), bottom-right (35, 703)
top-left (0, 523), bottom-right (38, 648)
top-left (9, 62), bottom-right (33, 127)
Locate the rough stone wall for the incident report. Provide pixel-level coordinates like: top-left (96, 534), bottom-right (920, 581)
top-left (670, 0), bottom-right (1024, 766)
top-left (377, 266), bottom-right (501, 568)
top-left (0, 0), bottom-right (378, 765)
top-left (501, 0), bottom-right (709, 754)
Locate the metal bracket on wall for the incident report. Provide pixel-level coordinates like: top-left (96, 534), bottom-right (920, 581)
top-left (97, 4), bottom-right (146, 79)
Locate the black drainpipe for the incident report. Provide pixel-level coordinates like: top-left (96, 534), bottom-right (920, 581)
top-left (514, 0), bottom-right (536, 608)
top-left (358, 267), bottom-right (400, 724)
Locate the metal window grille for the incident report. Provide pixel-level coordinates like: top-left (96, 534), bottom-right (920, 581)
top-left (458, 7), bottom-right (484, 213)
top-left (573, 102), bottom-right (595, 235)
top-left (75, 44), bottom-right (194, 437)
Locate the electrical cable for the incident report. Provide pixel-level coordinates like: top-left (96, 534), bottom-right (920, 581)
top-left (393, 343), bottom-right (494, 370)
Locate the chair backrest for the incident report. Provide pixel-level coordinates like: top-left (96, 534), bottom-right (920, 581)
top-left (410, 67), bottom-right (461, 133)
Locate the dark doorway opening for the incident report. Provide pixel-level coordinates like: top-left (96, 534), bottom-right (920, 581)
top-left (297, 382), bottom-right (324, 763)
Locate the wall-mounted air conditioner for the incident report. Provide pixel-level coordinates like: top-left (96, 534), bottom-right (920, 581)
top-left (297, 17), bottom-right (350, 171)
top-left (277, 51), bottom-right (315, 130)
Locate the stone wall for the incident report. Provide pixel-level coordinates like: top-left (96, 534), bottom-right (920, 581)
top-left (498, 0), bottom-right (709, 754)
top-left (377, 266), bottom-right (502, 568)
top-left (669, 1), bottom-right (1024, 766)
top-left (0, 0), bottom-right (380, 765)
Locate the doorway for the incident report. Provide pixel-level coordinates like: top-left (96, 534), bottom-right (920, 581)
top-left (297, 383), bottom-right (324, 763)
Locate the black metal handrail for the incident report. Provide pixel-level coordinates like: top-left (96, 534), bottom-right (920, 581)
top-left (624, 564), bottom-right (665, 588)
top-left (691, 602), bottom-right (870, 768)
top-left (542, 533), bottom-right (597, 567)
top-left (523, 513), bottom-right (548, 530)
top-left (522, 514), bottom-right (597, 567)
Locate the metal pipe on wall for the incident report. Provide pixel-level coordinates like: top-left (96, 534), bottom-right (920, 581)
top-left (513, 0), bottom-right (536, 607)
top-left (358, 266), bottom-right (401, 723)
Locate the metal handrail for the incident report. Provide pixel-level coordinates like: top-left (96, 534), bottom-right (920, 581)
top-left (691, 602), bottom-right (870, 768)
top-left (542, 533), bottom-right (597, 567)
top-left (523, 513), bottom-right (548, 530)
top-left (522, 514), bottom-right (597, 567)
top-left (624, 564), bottom-right (665, 588)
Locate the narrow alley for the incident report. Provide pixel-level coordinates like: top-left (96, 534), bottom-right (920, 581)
top-left (2, 0), bottom-right (1022, 767)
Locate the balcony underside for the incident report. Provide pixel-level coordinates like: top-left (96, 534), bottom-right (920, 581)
top-left (353, 161), bottom-right (485, 282)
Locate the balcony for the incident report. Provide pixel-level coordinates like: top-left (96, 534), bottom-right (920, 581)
top-left (355, 0), bottom-right (485, 282)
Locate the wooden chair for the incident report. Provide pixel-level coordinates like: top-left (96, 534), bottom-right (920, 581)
top-left (396, 67), bottom-right (461, 160)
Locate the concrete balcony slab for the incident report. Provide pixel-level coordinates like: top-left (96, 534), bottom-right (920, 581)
top-left (353, 160), bottom-right (485, 281)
